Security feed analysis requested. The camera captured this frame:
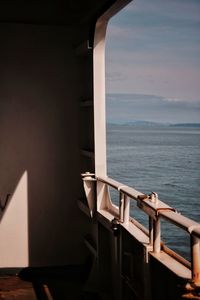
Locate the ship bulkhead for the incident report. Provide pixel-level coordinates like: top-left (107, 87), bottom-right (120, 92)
top-left (0, 0), bottom-right (199, 299)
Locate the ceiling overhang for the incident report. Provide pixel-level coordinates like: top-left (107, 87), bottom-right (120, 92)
top-left (0, 0), bottom-right (116, 27)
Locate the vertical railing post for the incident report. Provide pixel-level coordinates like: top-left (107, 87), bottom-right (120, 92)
top-left (153, 216), bottom-right (161, 253)
top-left (119, 192), bottom-right (124, 223)
top-left (124, 195), bottom-right (130, 225)
top-left (149, 217), bottom-right (154, 246)
top-left (191, 235), bottom-right (200, 286)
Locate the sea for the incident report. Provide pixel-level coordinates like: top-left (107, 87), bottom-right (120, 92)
top-left (106, 123), bottom-right (200, 260)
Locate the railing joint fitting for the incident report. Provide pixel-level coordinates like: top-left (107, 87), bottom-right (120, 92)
top-left (156, 207), bottom-right (177, 217)
top-left (188, 224), bottom-right (200, 234)
top-left (149, 191), bottom-right (158, 203)
top-left (81, 172), bottom-right (96, 181)
top-left (137, 194), bottom-right (148, 201)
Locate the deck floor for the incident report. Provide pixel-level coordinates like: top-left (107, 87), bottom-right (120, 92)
top-left (0, 276), bottom-right (37, 300)
top-left (0, 268), bottom-right (101, 300)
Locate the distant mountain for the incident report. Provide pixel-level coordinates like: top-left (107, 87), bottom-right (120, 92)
top-left (107, 120), bottom-right (200, 127)
top-left (170, 123), bottom-right (200, 127)
top-left (107, 120), bottom-right (165, 126)
top-left (106, 93), bottom-right (200, 124)
top-left (125, 120), bottom-right (167, 126)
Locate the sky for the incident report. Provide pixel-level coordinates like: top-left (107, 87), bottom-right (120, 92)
top-left (105, 0), bottom-right (200, 123)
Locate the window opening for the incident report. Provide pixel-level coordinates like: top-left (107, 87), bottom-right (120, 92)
top-left (105, 0), bottom-right (200, 259)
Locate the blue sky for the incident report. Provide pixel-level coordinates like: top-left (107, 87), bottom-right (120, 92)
top-left (105, 0), bottom-right (200, 122)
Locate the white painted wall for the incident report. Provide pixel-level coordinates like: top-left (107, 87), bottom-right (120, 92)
top-left (0, 24), bottom-right (89, 267)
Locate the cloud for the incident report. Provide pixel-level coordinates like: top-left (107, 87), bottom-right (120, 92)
top-left (105, 0), bottom-right (200, 102)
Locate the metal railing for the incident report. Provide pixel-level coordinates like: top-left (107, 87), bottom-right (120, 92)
top-left (96, 175), bottom-right (200, 286)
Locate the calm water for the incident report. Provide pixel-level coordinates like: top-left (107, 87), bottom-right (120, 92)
top-left (107, 124), bottom-right (200, 259)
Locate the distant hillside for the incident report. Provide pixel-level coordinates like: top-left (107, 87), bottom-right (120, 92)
top-left (107, 120), bottom-right (165, 126)
top-left (121, 120), bottom-right (167, 127)
top-left (106, 93), bottom-right (200, 124)
top-left (107, 120), bottom-right (200, 127)
top-left (170, 123), bottom-right (200, 127)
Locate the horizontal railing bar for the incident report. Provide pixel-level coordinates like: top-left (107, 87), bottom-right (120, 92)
top-left (160, 211), bottom-right (200, 237)
top-left (161, 243), bottom-right (191, 269)
top-left (119, 186), bottom-right (142, 200)
top-left (98, 176), bottom-right (173, 210)
top-left (137, 198), bottom-right (174, 220)
top-left (130, 217), bottom-right (149, 237)
top-left (97, 176), bottom-right (130, 191)
top-left (97, 176), bottom-right (200, 236)
top-left (94, 174), bottom-right (200, 284)
top-left (97, 176), bottom-right (144, 199)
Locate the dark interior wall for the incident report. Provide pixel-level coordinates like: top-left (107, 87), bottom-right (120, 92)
top-left (0, 23), bottom-right (88, 266)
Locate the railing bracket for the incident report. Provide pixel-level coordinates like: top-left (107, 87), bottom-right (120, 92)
top-left (81, 172), bottom-right (96, 218)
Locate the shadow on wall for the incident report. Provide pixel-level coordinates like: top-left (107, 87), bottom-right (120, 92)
top-left (0, 23), bottom-right (87, 267)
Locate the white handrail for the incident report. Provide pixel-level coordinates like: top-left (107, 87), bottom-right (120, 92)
top-left (96, 175), bottom-right (200, 285)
